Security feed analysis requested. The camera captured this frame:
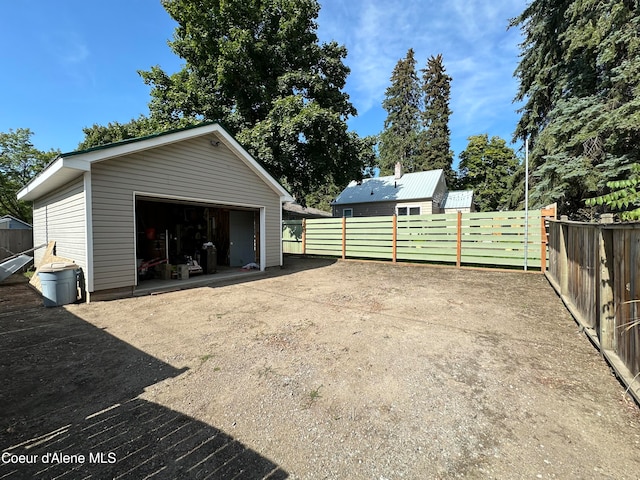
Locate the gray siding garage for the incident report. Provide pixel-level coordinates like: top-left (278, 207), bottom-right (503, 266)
top-left (18, 123), bottom-right (293, 301)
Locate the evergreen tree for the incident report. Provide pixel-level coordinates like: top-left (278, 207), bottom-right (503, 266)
top-left (420, 54), bottom-right (454, 183)
top-left (133, 0), bottom-right (367, 204)
top-left (378, 48), bottom-right (422, 175)
top-left (458, 134), bottom-right (521, 212)
top-left (511, 0), bottom-right (640, 217)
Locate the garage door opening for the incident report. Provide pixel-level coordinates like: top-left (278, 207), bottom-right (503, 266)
top-left (135, 196), bottom-right (261, 286)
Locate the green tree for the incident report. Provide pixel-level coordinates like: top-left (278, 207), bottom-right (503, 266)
top-left (77, 115), bottom-right (195, 150)
top-left (511, 0), bottom-right (640, 217)
top-left (378, 48), bottom-right (422, 175)
top-left (137, 0), bottom-right (367, 204)
top-left (0, 129), bottom-right (59, 222)
top-left (585, 163), bottom-right (640, 220)
top-left (458, 134), bottom-right (521, 212)
top-left (420, 54), bottom-right (454, 183)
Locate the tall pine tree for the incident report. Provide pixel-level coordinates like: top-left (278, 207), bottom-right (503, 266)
top-left (378, 49), bottom-right (422, 175)
top-left (420, 54), bottom-right (454, 184)
top-left (511, 0), bottom-right (640, 217)
top-left (378, 50), bottom-right (453, 179)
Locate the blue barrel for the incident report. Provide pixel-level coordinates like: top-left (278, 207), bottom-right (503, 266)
top-left (38, 262), bottom-right (79, 307)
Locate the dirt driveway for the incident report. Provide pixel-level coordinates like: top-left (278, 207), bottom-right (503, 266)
top-left (1, 257), bottom-right (639, 479)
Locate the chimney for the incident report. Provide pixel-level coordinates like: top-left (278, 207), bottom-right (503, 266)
top-left (394, 162), bottom-right (402, 180)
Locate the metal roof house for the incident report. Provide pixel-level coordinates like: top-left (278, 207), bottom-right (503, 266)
top-left (17, 123), bottom-right (293, 301)
top-left (332, 163), bottom-right (473, 217)
top-left (441, 190), bottom-right (475, 213)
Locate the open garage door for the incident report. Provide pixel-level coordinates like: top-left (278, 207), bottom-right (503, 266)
top-left (135, 196), bottom-right (260, 284)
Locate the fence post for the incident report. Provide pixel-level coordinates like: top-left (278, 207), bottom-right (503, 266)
top-left (392, 215), bottom-right (397, 263)
top-left (456, 211), bottom-right (462, 268)
top-left (599, 226), bottom-right (615, 351)
top-left (302, 218), bottom-right (306, 255)
top-left (342, 216), bottom-right (346, 260)
top-left (540, 212), bottom-right (547, 272)
top-left (559, 221), bottom-right (569, 296)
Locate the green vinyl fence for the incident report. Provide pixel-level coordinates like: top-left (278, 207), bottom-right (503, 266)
top-left (283, 208), bottom-right (556, 270)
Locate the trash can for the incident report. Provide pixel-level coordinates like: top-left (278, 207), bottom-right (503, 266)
top-left (202, 243), bottom-right (217, 274)
top-left (38, 262), bottom-right (79, 307)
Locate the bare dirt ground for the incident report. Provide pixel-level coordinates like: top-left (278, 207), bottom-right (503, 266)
top-left (1, 257), bottom-right (639, 479)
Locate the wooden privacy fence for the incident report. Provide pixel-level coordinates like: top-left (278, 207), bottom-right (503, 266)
top-left (0, 229), bottom-right (33, 261)
top-left (283, 208), bottom-right (556, 270)
top-left (546, 219), bottom-right (640, 403)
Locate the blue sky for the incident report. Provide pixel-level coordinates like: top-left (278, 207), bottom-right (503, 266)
top-left (1, 0), bottom-right (525, 167)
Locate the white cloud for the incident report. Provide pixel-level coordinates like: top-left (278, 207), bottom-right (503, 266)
top-left (317, 0), bottom-right (526, 150)
top-left (41, 31), bottom-right (94, 86)
top-left (44, 31), bottom-right (90, 65)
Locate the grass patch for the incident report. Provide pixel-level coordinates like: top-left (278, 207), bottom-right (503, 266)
top-left (199, 354), bottom-right (215, 364)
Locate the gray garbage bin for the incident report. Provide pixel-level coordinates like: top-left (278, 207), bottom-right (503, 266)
top-left (38, 262), bottom-right (79, 307)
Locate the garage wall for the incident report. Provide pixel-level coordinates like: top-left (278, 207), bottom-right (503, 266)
top-left (90, 135), bottom-right (282, 292)
top-left (32, 176), bottom-right (86, 270)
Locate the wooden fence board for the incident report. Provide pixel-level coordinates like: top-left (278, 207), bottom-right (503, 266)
top-left (396, 251), bottom-right (458, 262)
top-left (0, 229), bottom-right (33, 262)
top-left (284, 209), bottom-right (552, 270)
top-left (546, 220), bottom-right (640, 404)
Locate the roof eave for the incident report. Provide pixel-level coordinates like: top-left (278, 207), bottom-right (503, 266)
top-left (17, 156), bottom-right (90, 201)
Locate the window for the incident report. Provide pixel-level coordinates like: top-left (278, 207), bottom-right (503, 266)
top-left (343, 208), bottom-right (353, 217)
top-left (396, 205), bottom-right (421, 216)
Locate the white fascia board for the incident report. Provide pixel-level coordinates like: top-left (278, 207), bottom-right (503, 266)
top-left (17, 157), bottom-right (90, 201)
top-left (74, 124), bottom-right (223, 164)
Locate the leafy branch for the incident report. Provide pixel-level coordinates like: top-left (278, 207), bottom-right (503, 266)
top-left (585, 164), bottom-right (640, 221)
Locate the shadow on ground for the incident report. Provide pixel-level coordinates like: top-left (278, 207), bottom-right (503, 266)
top-left (0, 278), bottom-right (287, 479)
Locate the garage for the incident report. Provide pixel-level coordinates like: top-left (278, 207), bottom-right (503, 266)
top-left (18, 122), bottom-right (293, 301)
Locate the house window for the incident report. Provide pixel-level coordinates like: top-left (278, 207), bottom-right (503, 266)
top-left (343, 208), bottom-right (353, 217)
top-left (396, 205), bottom-right (421, 215)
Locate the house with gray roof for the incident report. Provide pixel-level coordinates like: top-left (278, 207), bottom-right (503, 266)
top-left (331, 163), bottom-right (473, 217)
top-left (0, 215), bottom-right (32, 230)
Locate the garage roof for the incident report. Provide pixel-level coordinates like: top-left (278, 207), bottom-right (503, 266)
top-left (17, 123), bottom-right (293, 202)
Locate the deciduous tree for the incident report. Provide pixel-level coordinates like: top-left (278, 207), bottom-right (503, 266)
top-left (0, 129), bottom-right (59, 222)
top-left (458, 134), bottom-right (520, 212)
top-left (136, 0), bottom-right (368, 204)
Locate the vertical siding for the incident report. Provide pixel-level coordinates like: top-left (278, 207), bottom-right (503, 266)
top-left (32, 176), bottom-right (86, 270)
top-left (90, 136), bottom-right (282, 292)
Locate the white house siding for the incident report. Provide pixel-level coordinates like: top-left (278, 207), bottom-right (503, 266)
top-left (90, 135), bottom-right (282, 292)
top-left (32, 176), bottom-right (86, 270)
